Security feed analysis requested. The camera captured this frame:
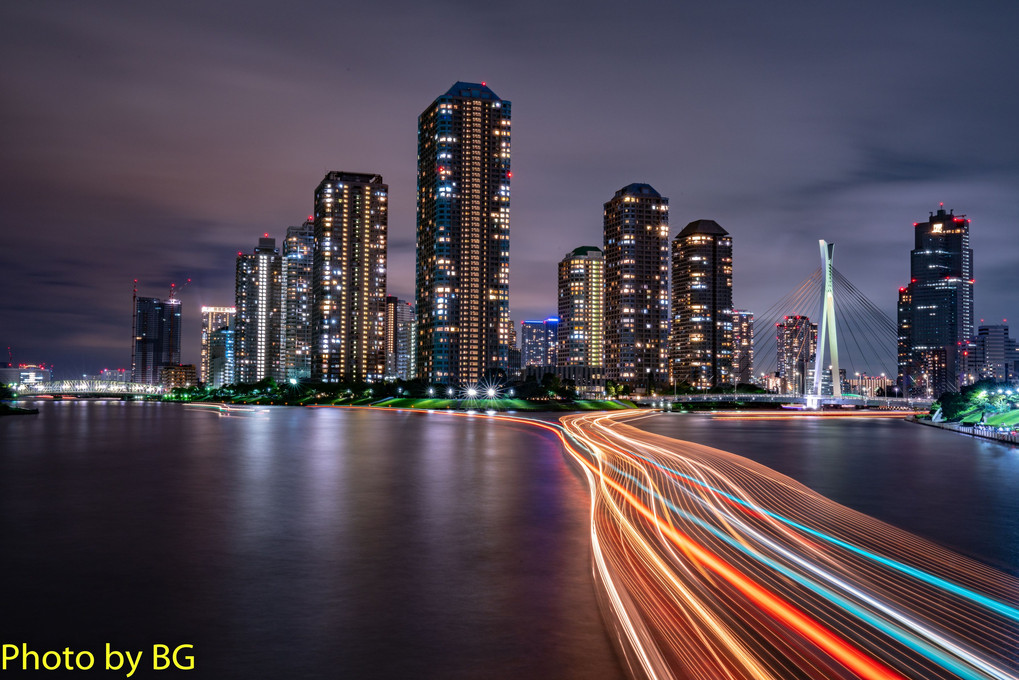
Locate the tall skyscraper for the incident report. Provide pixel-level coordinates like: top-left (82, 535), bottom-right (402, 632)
top-left (732, 310), bottom-right (754, 385)
top-left (283, 219), bottom-right (315, 381)
top-left (520, 318), bottom-right (558, 367)
top-left (603, 183), bottom-right (669, 389)
top-left (132, 296), bottom-right (181, 385)
top-left (777, 315), bottom-right (817, 394)
top-left (415, 82), bottom-right (511, 386)
top-left (897, 206), bottom-right (974, 397)
top-left (235, 235), bottom-right (282, 384)
top-left (557, 246), bottom-right (604, 370)
top-left (313, 172), bottom-right (388, 383)
top-left (670, 220), bottom-right (733, 389)
top-left (200, 306), bottom-right (235, 386)
top-left (384, 296), bottom-right (416, 381)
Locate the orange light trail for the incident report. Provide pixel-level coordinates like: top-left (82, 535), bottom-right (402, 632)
top-left (312, 405), bottom-right (1019, 680)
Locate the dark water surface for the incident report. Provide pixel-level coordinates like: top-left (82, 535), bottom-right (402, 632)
top-left (0, 402), bottom-right (622, 679)
top-left (631, 412), bottom-right (1019, 576)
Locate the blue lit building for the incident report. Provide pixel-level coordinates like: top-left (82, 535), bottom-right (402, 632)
top-left (521, 318), bottom-right (558, 368)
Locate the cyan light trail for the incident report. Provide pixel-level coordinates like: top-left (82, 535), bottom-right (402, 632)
top-left (557, 410), bottom-right (1019, 680)
top-left (315, 406), bottom-right (1019, 679)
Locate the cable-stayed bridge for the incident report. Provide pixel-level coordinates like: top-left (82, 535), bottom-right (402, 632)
top-left (672, 240), bottom-right (933, 409)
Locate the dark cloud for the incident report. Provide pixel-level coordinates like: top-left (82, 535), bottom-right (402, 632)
top-left (2, 0), bottom-right (1017, 376)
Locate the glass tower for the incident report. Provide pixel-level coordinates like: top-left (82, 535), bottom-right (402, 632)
top-left (897, 206), bottom-right (973, 396)
top-left (132, 296), bottom-right (181, 385)
top-left (415, 82), bottom-right (511, 386)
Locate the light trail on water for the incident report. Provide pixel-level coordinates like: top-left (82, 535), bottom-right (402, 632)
top-left (316, 406), bottom-right (1019, 679)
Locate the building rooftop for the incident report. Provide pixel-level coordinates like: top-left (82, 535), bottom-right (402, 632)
top-left (678, 219), bottom-right (729, 238)
top-left (320, 171), bottom-right (385, 185)
top-left (442, 81), bottom-right (502, 101)
top-left (566, 245), bottom-right (603, 258)
top-left (614, 183), bottom-right (661, 199)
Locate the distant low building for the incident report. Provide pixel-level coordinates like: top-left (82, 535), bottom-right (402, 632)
top-left (160, 364), bottom-right (197, 390)
top-left (1, 364), bottom-right (52, 387)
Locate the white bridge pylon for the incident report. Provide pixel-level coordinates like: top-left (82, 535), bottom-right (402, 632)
top-left (810, 240), bottom-right (841, 404)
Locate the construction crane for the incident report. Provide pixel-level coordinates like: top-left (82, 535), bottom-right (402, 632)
top-left (168, 278), bottom-right (192, 301)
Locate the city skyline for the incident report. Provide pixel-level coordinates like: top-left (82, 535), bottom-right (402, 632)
top-left (3, 2), bottom-right (1019, 376)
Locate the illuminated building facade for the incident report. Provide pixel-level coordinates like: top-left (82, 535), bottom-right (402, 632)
top-left (603, 183), bottom-right (669, 389)
top-left (208, 326), bottom-right (234, 388)
top-left (0, 364), bottom-right (53, 387)
top-left (200, 306), bottom-right (235, 386)
top-left (896, 285), bottom-right (912, 396)
top-left (312, 172), bottom-right (388, 383)
top-left (415, 82), bottom-right (511, 386)
top-left (966, 325), bottom-right (1018, 382)
top-left (557, 246), bottom-right (604, 370)
top-left (159, 363), bottom-right (197, 389)
top-left (732, 309), bottom-right (754, 385)
top-left (670, 220), bottom-right (733, 389)
top-left (777, 315), bottom-right (817, 394)
top-left (521, 318), bottom-right (558, 368)
top-left (384, 296), bottom-right (416, 381)
top-left (132, 296), bottom-right (181, 385)
top-left (235, 236), bottom-right (282, 384)
top-left (897, 206), bottom-right (973, 396)
top-left (283, 219), bottom-right (315, 381)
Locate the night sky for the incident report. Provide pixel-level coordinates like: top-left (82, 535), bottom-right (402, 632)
top-left (3, 0), bottom-right (1017, 378)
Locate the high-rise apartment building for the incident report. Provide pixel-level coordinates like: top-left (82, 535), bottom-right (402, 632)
top-left (897, 206), bottom-right (974, 397)
top-left (132, 296), bottom-right (181, 385)
top-left (521, 318), bottom-right (558, 368)
top-left (603, 184), bottom-right (669, 389)
top-left (384, 296), bottom-right (416, 381)
top-left (283, 219), bottom-right (315, 381)
top-left (312, 172), bottom-right (388, 383)
top-left (200, 306), bottom-right (235, 386)
top-left (777, 315), bottom-right (817, 394)
top-left (557, 246), bottom-right (604, 370)
top-left (670, 220), bottom-right (733, 389)
top-left (732, 310), bottom-right (754, 385)
top-left (415, 82), bottom-right (511, 386)
top-left (235, 236), bottom-right (282, 384)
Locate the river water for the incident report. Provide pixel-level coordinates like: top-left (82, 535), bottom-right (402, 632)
top-left (2, 402), bottom-right (1017, 678)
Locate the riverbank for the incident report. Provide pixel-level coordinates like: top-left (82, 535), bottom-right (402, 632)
top-left (166, 393), bottom-right (638, 412)
top-left (907, 415), bottom-right (1019, 445)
